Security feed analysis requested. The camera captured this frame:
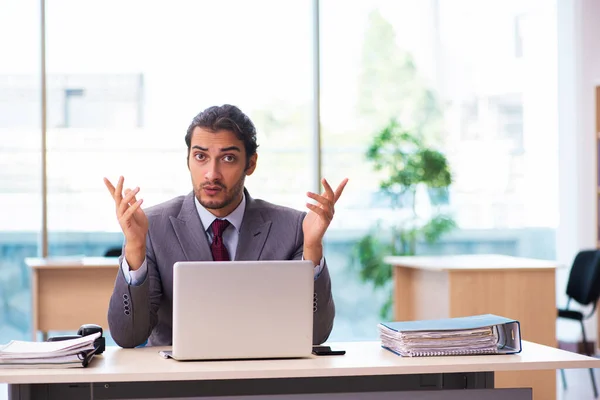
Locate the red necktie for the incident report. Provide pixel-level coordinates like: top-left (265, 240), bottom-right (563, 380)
top-left (210, 219), bottom-right (230, 261)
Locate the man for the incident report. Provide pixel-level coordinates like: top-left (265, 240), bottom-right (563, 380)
top-left (104, 104), bottom-right (348, 348)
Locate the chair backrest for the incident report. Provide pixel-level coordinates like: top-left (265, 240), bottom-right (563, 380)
top-left (565, 249), bottom-right (600, 306)
top-left (104, 247), bottom-right (122, 257)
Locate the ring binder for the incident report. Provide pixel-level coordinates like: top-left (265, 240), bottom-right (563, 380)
top-left (378, 314), bottom-right (522, 357)
top-left (0, 332), bottom-right (101, 368)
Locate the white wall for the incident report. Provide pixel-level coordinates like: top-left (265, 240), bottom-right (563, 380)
top-left (556, 0), bottom-right (600, 342)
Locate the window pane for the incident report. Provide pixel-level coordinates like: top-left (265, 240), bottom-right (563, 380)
top-left (0, 0), bottom-right (41, 342)
top-left (320, 0), bottom-right (557, 341)
top-left (46, 0), bottom-right (313, 256)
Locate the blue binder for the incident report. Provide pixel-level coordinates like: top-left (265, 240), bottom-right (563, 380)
top-left (378, 314), bottom-right (522, 357)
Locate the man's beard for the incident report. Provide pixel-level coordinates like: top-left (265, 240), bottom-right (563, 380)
top-left (195, 173), bottom-right (246, 211)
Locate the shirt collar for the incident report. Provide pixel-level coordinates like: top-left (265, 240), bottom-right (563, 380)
top-left (194, 192), bottom-right (246, 233)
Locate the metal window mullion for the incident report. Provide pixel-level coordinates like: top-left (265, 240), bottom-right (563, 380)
top-left (40, 0), bottom-right (48, 257)
top-left (311, 0), bottom-right (322, 194)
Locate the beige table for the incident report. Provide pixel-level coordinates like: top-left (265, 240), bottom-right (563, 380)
top-left (385, 254), bottom-right (559, 400)
top-left (4, 341), bottom-right (599, 399)
top-left (25, 257), bottom-right (119, 341)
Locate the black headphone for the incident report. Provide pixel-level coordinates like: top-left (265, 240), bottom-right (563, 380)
top-left (46, 324), bottom-right (105, 367)
top-left (47, 323), bottom-right (106, 354)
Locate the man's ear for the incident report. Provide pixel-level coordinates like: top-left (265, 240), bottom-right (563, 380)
top-left (245, 153), bottom-right (258, 176)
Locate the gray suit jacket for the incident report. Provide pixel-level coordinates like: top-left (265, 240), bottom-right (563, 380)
top-left (107, 189), bottom-right (335, 348)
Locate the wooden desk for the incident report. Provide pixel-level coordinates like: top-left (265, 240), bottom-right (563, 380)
top-left (385, 254), bottom-right (558, 400)
top-left (4, 340), bottom-right (599, 399)
top-left (25, 257), bottom-right (119, 341)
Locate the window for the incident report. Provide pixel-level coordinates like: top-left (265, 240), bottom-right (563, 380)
top-left (0, 0), bottom-right (559, 344)
top-left (49, 74), bottom-right (143, 128)
top-left (321, 0), bottom-right (557, 340)
top-left (45, 0), bottom-right (313, 252)
top-left (0, 0), bottom-right (41, 342)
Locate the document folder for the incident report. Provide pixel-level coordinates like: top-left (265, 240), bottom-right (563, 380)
top-left (0, 332), bottom-right (101, 368)
top-left (378, 314), bottom-right (522, 357)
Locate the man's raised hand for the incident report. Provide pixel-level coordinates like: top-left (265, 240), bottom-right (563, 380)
top-left (103, 176), bottom-right (148, 269)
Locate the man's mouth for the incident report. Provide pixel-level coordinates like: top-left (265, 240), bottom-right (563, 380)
top-left (203, 185), bottom-right (224, 195)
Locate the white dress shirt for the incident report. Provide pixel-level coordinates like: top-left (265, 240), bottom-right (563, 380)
top-left (122, 193), bottom-right (324, 285)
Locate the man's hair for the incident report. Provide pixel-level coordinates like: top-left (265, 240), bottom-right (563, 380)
top-left (185, 104), bottom-right (259, 168)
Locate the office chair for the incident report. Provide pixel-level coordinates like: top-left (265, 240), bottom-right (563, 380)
top-left (557, 249), bottom-right (600, 398)
top-left (104, 247), bottom-right (122, 257)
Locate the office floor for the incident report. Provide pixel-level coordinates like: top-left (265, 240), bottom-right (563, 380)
top-left (0, 370), bottom-right (595, 399)
top-left (559, 368), bottom-right (599, 399)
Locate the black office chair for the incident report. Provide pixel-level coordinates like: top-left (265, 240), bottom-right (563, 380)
top-left (104, 247), bottom-right (122, 257)
top-left (557, 249), bottom-right (600, 398)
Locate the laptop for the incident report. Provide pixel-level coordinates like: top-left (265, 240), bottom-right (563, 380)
top-left (165, 260), bottom-right (314, 361)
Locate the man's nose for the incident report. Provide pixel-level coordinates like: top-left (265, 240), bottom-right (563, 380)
top-left (204, 160), bottom-right (223, 181)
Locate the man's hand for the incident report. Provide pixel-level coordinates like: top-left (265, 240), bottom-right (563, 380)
top-left (103, 176), bottom-right (148, 270)
top-left (302, 178), bottom-right (348, 266)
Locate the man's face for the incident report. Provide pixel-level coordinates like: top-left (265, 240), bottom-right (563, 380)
top-left (188, 127), bottom-right (257, 217)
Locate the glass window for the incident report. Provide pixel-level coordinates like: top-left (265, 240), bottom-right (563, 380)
top-left (320, 0), bottom-right (558, 340)
top-left (45, 0), bottom-right (313, 254)
top-left (2, 0), bottom-right (559, 345)
top-left (0, 0), bottom-right (41, 342)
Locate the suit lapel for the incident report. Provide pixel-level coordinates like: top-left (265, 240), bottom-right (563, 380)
top-left (169, 192), bottom-right (213, 261)
top-left (235, 190), bottom-right (272, 261)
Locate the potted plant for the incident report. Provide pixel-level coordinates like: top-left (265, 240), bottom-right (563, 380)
top-left (352, 119), bottom-right (456, 319)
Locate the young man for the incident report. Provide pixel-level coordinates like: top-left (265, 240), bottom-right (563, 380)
top-left (104, 104), bottom-right (348, 348)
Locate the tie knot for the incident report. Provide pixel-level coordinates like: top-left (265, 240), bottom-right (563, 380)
top-left (211, 219), bottom-right (230, 237)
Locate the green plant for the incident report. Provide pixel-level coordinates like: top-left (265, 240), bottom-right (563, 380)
top-left (352, 119), bottom-right (456, 320)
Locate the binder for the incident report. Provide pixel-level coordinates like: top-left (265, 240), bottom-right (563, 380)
top-left (0, 332), bottom-right (101, 368)
top-left (378, 314), bottom-right (522, 357)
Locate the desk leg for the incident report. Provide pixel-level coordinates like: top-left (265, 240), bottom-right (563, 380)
top-left (393, 266), bottom-right (415, 321)
top-left (449, 269), bottom-right (556, 400)
top-left (31, 270), bottom-right (38, 342)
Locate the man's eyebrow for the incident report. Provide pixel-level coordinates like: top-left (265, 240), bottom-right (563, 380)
top-left (190, 145), bottom-right (241, 152)
top-left (220, 146), bottom-right (241, 152)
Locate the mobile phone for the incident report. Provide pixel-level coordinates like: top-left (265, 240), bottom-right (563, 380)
top-left (312, 345), bottom-right (346, 356)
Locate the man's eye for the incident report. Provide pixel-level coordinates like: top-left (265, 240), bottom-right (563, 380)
top-left (195, 154), bottom-right (206, 161)
top-left (223, 155), bottom-right (235, 162)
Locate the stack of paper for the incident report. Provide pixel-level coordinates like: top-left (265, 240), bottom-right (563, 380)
top-left (0, 332), bottom-right (101, 368)
top-left (378, 314), bottom-right (522, 357)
